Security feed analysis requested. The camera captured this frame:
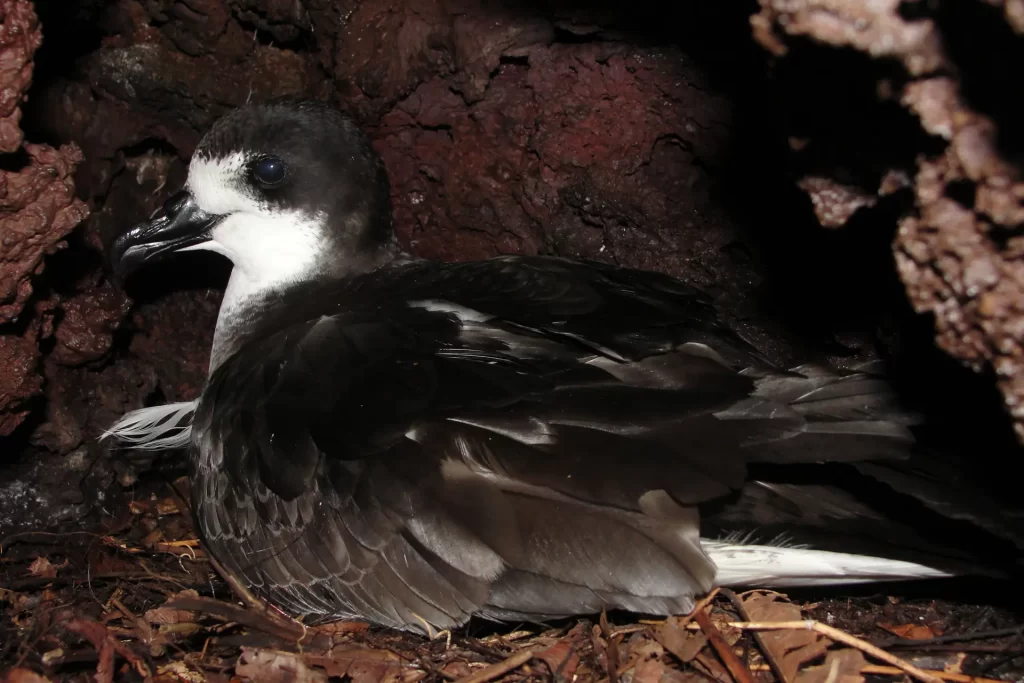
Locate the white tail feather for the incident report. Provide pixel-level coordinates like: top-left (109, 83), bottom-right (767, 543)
top-left (704, 539), bottom-right (953, 587)
top-left (100, 401), bottom-right (198, 451)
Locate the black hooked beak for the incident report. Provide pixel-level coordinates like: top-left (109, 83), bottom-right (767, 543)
top-left (111, 191), bottom-right (223, 279)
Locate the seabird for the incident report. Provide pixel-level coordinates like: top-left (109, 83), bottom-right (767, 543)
top-left (106, 99), bottom-right (982, 634)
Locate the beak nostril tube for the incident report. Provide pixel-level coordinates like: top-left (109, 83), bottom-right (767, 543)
top-left (110, 191), bottom-right (220, 278)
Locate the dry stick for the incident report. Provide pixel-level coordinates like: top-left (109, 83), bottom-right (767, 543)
top-left (694, 608), bottom-right (757, 683)
top-left (729, 620), bottom-right (943, 683)
top-left (862, 665), bottom-right (998, 683)
top-left (204, 551), bottom-right (267, 613)
top-left (631, 588), bottom-right (720, 636)
top-left (600, 609), bottom-right (622, 683)
top-left (720, 588), bottom-right (789, 683)
top-left (454, 649), bottom-right (536, 683)
top-left (746, 662), bottom-right (1008, 683)
top-left (168, 594), bottom-right (334, 652)
top-left (109, 596), bottom-right (156, 648)
top-left (681, 588), bottom-right (722, 628)
top-left (874, 626), bottom-right (1024, 649)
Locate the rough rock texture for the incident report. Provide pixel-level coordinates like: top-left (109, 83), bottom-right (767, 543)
top-left (0, 0), bottom-right (89, 436)
top-left (0, 0), bottom-right (38, 151)
top-left (753, 0), bottom-right (1024, 441)
top-left (24, 0), bottom-right (811, 394)
top-left (3, 0), bottom-right (1024, 532)
top-left (1, 143), bottom-right (89, 323)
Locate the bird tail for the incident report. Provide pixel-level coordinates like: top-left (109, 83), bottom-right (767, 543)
top-left (100, 400), bottom-right (198, 450)
top-left (714, 360), bottom-right (920, 464)
top-left (703, 538), bottom-right (953, 587)
top-left (706, 360), bottom-right (1023, 581)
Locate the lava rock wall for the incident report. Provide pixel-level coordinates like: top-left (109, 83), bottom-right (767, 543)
top-left (8, 0), bottom-right (807, 457)
top-left (752, 0), bottom-right (1024, 441)
top-left (1, 0), bottom-right (1024, 532)
top-left (1, 0), bottom-right (90, 437)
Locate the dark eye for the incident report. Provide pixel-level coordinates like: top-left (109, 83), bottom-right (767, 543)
top-left (252, 156), bottom-right (287, 186)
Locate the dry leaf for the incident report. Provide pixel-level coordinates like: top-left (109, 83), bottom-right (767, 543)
top-left (236, 649), bottom-right (327, 683)
top-left (742, 592), bottom-right (829, 681)
top-left (3, 669), bottom-right (53, 683)
top-left (623, 637), bottom-right (668, 683)
top-left (633, 656), bottom-right (667, 683)
top-left (535, 638), bottom-right (582, 680)
top-left (65, 618), bottom-right (151, 683)
top-left (694, 650), bottom-right (733, 683)
top-left (140, 529), bottom-right (165, 547)
top-left (27, 556), bottom-right (57, 579)
top-left (441, 662), bottom-right (472, 678)
top-left (146, 590), bottom-right (200, 625)
top-left (661, 667), bottom-right (710, 683)
top-left (654, 617), bottom-right (708, 663)
top-left (311, 620), bottom-right (370, 634)
top-left (709, 611), bottom-right (742, 647)
top-left (945, 652), bottom-right (968, 675)
top-left (156, 497), bottom-right (182, 516)
top-left (304, 646), bottom-right (421, 683)
top-left (795, 649), bottom-right (866, 683)
top-left (878, 622), bottom-right (940, 640)
top-left (154, 660), bottom-right (207, 683)
top-left (625, 637), bottom-right (665, 667)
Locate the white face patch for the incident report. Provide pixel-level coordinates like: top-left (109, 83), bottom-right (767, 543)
top-left (187, 151), bottom-right (255, 216)
top-left (182, 152), bottom-right (329, 310)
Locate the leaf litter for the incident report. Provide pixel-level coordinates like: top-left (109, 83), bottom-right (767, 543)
top-left (2, 476), bottom-right (1023, 683)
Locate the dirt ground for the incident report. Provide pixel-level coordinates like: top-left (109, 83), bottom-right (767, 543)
top-left (3, 457), bottom-right (1023, 683)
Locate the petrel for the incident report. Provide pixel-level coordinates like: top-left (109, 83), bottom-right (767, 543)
top-left (106, 100), bottom-right (972, 633)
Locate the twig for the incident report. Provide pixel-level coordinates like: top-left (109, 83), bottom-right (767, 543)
top-left (64, 618), bottom-right (153, 683)
top-left (694, 608), bottom-right (756, 683)
top-left (600, 610), bottom-right (621, 683)
top-left (728, 620), bottom-right (942, 683)
top-left (682, 588), bottom-right (721, 628)
top-left (886, 644), bottom-right (1024, 654)
top-left (418, 657), bottom-right (459, 681)
top-left (747, 662), bottom-right (1010, 683)
top-left (205, 552), bottom-right (268, 614)
top-left (458, 637), bottom-right (512, 662)
top-left (454, 649), bottom-right (535, 683)
top-left (860, 665), bottom-right (1005, 683)
top-left (167, 594), bottom-right (334, 651)
top-left (5, 571), bottom-right (158, 590)
top-left (720, 587), bottom-right (788, 683)
top-left (873, 625), bottom-right (1024, 649)
top-left (109, 596), bottom-right (156, 648)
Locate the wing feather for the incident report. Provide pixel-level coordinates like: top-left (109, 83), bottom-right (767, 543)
top-left (190, 255), bottom-right (922, 632)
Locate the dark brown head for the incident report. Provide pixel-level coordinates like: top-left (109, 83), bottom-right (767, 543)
top-left (112, 100), bottom-right (397, 289)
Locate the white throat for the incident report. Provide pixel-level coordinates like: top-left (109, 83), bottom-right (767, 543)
top-left (184, 152), bottom-right (329, 371)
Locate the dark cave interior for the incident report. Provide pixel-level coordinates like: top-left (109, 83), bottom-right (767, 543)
top-left (4, 0), bottom-right (1024, 680)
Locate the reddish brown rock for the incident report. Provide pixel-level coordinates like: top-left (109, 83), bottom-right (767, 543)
top-left (0, 142), bottom-right (89, 323)
top-left (754, 0), bottom-right (1024, 441)
top-left (375, 41), bottom-right (737, 291)
top-left (0, 139), bottom-right (88, 434)
top-left (0, 331), bottom-right (39, 435)
top-left (1, 0), bottom-right (90, 435)
top-left (0, 0), bottom-right (40, 152)
top-left (21, 1), bottom-right (770, 441)
top-left (51, 282), bottom-right (131, 367)
top-left (796, 176), bottom-right (878, 229)
top-left (8, 0), bottom-right (1019, 459)
top-left (128, 289), bottom-right (219, 402)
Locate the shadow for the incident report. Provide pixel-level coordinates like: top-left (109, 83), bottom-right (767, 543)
top-left (922, 0), bottom-right (1024, 165)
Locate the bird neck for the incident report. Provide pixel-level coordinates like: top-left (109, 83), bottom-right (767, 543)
top-left (208, 240), bottom-right (413, 373)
